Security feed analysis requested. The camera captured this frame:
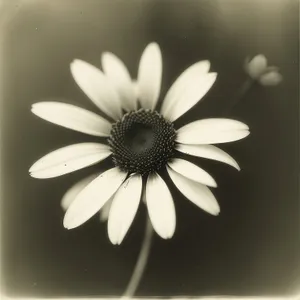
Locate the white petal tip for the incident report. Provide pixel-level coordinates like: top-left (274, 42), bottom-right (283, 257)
top-left (200, 60), bottom-right (211, 72)
top-left (70, 59), bottom-right (83, 71)
top-left (109, 238), bottom-right (117, 245)
top-left (28, 170), bottom-right (45, 179)
top-left (28, 162), bottom-right (38, 173)
top-left (210, 206), bottom-right (220, 216)
top-left (229, 159), bottom-right (241, 171)
top-left (207, 72), bottom-right (218, 82)
top-left (148, 42), bottom-right (160, 49)
top-left (71, 59), bottom-right (81, 65)
top-left (31, 103), bottom-right (44, 115)
top-left (31, 103), bottom-right (38, 110)
top-left (205, 178), bottom-right (218, 188)
top-left (70, 60), bottom-right (77, 67)
top-left (211, 181), bottom-right (218, 188)
top-left (101, 52), bottom-right (113, 64)
top-left (159, 232), bottom-right (174, 240)
top-left (108, 231), bottom-right (120, 244)
top-left (63, 223), bottom-right (71, 230)
top-left (166, 232), bottom-right (175, 239)
top-left (63, 216), bottom-right (78, 230)
top-left (158, 225), bottom-right (175, 240)
top-left (29, 171), bottom-right (37, 178)
top-left (101, 52), bottom-right (110, 58)
top-left (109, 236), bottom-right (123, 245)
top-left (63, 223), bottom-right (74, 230)
top-left (240, 121), bottom-right (250, 130)
top-left (108, 229), bottom-right (130, 246)
top-left (142, 42), bottom-right (161, 56)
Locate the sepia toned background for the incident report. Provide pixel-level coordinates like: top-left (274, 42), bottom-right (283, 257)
top-left (1, 0), bottom-right (299, 297)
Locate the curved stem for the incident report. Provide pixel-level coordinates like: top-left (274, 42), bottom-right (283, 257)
top-left (222, 78), bottom-right (254, 115)
top-left (122, 217), bottom-right (153, 299)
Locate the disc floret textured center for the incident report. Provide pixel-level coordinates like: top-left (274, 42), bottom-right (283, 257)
top-left (108, 109), bottom-right (176, 175)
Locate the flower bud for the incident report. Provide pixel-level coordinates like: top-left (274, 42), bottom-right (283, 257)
top-left (259, 71), bottom-right (283, 86)
top-left (245, 55), bottom-right (268, 79)
top-left (244, 55), bottom-right (282, 86)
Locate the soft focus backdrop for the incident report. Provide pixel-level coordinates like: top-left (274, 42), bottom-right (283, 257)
top-left (1, 0), bottom-right (299, 297)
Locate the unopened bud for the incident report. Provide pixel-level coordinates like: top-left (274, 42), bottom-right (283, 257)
top-left (244, 55), bottom-right (282, 86)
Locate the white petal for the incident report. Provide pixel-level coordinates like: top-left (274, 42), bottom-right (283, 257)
top-left (108, 174), bottom-right (142, 245)
top-left (29, 143), bottom-right (111, 179)
top-left (146, 173), bottom-right (176, 239)
top-left (132, 80), bottom-right (139, 99)
top-left (168, 158), bottom-right (217, 187)
top-left (99, 198), bottom-right (113, 222)
top-left (167, 167), bottom-right (220, 216)
top-left (176, 118), bottom-right (250, 144)
top-left (63, 167), bottom-right (127, 229)
top-left (101, 52), bottom-right (137, 111)
top-left (162, 73), bottom-right (217, 122)
top-left (259, 71), bottom-right (283, 86)
top-left (61, 174), bottom-right (98, 211)
top-left (137, 43), bottom-right (162, 110)
top-left (176, 144), bottom-right (240, 170)
top-left (70, 59), bottom-right (122, 120)
top-left (31, 102), bottom-right (112, 137)
top-left (247, 55), bottom-right (267, 79)
top-left (161, 60), bottom-right (210, 115)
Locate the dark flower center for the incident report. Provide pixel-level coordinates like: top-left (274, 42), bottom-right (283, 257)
top-left (108, 109), bottom-right (177, 175)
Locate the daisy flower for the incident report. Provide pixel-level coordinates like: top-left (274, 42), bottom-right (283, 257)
top-left (29, 42), bottom-right (250, 244)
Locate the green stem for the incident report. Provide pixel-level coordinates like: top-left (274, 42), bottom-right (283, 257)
top-left (122, 217), bottom-right (153, 298)
top-left (223, 78), bottom-right (254, 115)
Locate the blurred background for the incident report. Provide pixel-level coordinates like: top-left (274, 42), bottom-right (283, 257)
top-left (1, 0), bottom-right (299, 297)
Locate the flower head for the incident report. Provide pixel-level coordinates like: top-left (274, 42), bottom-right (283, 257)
top-left (29, 42), bottom-right (250, 244)
top-left (244, 54), bottom-right (282, 86)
